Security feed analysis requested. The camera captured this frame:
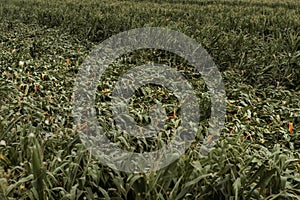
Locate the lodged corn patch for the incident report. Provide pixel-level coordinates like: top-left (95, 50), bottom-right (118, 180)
top-left (0, 0), bottom-right (299, 199)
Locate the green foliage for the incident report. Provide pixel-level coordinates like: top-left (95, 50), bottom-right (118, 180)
top-left (0, 0), bottom-right (299, 199)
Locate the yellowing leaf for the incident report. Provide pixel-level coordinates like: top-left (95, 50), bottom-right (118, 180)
top-left (288, 122), bottom-right (293, 133)
top-left (66, 58), bottom-right (71, 66)
top-left (101, 88), bottom-right (110, 93)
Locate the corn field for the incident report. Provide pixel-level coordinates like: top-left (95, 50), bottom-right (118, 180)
top-left (0, 0), bottom-right (300, 199)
